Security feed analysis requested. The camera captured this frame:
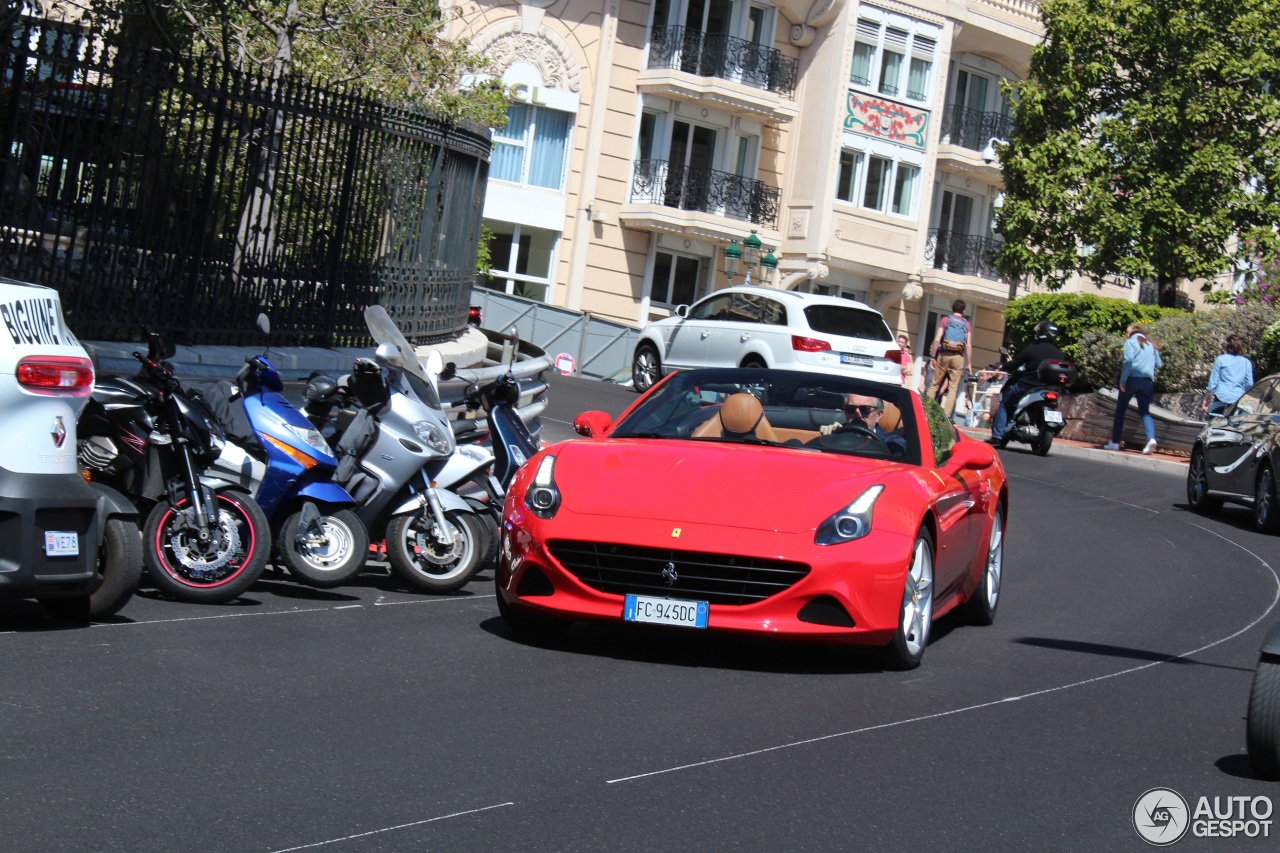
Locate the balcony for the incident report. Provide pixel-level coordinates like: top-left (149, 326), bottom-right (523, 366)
top-left (939, 105), bottom-right (1014, 153)
top-left (639, 26), bottom-right (800, 124)
top-left (620, 160), bottom-right (781, 240)
top-left (923, 229), bottom-right (1003, 281)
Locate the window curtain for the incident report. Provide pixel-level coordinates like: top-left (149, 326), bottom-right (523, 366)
top-left (908, 58), bottom-right (930, 100)
top-left (892, 164), bottom-right (919, 215)
top-left (878, 51), bottom-right (902, 95)
top-left (529, 108), bottom-right (572, 190)
top-left (491, 104), bottom-right (530, 183)
top-left (850, 42), bottom-right (874, 86)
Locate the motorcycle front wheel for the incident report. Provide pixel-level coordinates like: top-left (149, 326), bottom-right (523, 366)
top-left (387, 510), bottom-right (485, 594)
top-left (279, 507), bottom-right (369, 588)
top-left (144, 490), bottom-right (271, 604)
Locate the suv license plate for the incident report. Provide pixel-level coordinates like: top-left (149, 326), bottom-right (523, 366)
top-left (624, 594), bottom-right (708, 629)
top-left (840, 353), bottom-right (874, 367)
top-left (1043, 410), bottom-right (1064, 425)
top-left (44, 531), bottom-right (79, 557)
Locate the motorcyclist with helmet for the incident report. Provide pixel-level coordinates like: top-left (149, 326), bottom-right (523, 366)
top-left (989, 321), bottom-right (1067, 444)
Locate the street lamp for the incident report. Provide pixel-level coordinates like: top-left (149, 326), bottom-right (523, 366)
top-left (725, 230), bottom-right (776, 286)
top-left (981, 137), bottom-right (1006, 165)
top-left (722, 238), bottom-right (741, 283)
top-left (759, 249), bottom-right (778, 285)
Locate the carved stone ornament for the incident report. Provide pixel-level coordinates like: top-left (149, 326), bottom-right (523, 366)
top-left (474, 22), bottom-right (581, 93)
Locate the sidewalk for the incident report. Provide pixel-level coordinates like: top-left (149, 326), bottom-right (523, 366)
top-left (959, 425), bottom-right (1189, 477)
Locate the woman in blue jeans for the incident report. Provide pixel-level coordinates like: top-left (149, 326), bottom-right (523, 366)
top-left (1105, 324), bottom-right (1163, 454)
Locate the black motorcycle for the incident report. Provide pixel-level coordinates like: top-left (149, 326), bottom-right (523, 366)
top-left (995, 359), bottom-right (1078, 456)
top-left (77, 332), bottom-right (271, 604)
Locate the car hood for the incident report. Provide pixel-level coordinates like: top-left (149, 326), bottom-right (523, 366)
top-left (550, 439), bottom-right (911, 533)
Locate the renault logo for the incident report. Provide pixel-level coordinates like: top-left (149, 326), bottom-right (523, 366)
top-left (661, 562), bottom-right (678, 586)
top-left (51, 416), bottom-right (66, 448)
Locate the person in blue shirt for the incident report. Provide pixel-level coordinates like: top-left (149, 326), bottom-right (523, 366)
top-left (1204, 335), bottom-right (1254, 415)
top-left (815, 394), bottom-right (907, 455)
top-left (1104, 324), bottom-right (1163, 454)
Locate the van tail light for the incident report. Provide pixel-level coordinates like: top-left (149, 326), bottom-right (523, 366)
top-left (792, 335), bottom-right (832, 352)
top-left (16, 356), bottom-right (95, 396)
top-left (1045, 391), bottom-right (1060, 406)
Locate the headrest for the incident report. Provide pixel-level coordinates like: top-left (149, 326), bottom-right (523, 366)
top-left (880, 401), bottom-right (902, 433)
top-left (720, 393), bottom-right (765, 436)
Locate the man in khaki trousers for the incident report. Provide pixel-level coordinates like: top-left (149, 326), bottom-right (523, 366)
top-left (926, 299), bottom-right (973, 419)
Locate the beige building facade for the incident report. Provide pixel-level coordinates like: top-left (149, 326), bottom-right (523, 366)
top-left (446, 0), bottom-right (1142, 371)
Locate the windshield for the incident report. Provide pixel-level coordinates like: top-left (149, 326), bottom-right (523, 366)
top-left (609, 368), bottom-right (921, 465)
top-left (363, 304), bottom-right (441, 409)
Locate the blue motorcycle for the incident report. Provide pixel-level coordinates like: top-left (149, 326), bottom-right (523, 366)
top-left (201, 342), bottom-right (369, 589)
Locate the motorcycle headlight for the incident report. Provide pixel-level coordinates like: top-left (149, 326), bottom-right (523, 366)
top-left (524, 455), bottom-right (561, 519)
top-left (412, 420), bottom-right (451, 454)
top-left (815, 485), bottom-right (884, 545)
top-left (285, 423), bottom-right (331, 455)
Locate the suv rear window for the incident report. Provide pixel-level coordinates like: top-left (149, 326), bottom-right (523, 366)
top-left (803, 305), bottom-right (893, 341)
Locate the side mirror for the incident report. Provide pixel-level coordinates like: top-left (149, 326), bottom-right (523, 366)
top-left (574, 410), bottom-right (613, 438)
top-left (439, 361), bottom-right (457, 381)
top-left (675, 305), bottom-right (689, 319)
top-left (424, 349), bottom-right (444, 378)
top-left (947, 439), bottom-right (995, 471)
top-left (256, 313), bottom-right (270, 336)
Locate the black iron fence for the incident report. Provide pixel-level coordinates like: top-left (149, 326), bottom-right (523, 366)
top-left (647, 25), bottom-right (797, 99)
top-left (0, 11), bottom-right (489, 347)
top-left (629, 159), bottom-right (780, 229)
top-left (924, 229), bottom-right (1003, 281)
top-left (938, 105), bottom-right (1014, 154)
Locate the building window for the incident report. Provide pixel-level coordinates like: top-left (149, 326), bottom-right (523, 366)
top-left (849, 12), bottom-right (938, 105)
top-left (490, 103), bottom-right (573, 191)
top-left (836, 146), bottom-right (921, 217)
top-left (652, 251), bottom-right (703, 307)
top-left (482, 221), bottom-right (558, 302)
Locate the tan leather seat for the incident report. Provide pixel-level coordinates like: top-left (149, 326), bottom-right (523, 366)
top-left (691, 393), bottom-right (780, 442)
top-left (880, 400), bottom-right (902, 433)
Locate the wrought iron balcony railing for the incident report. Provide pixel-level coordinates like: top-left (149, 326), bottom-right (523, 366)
top-left (647, 25), bottom-right (798, 99)
top-left (938, 105), bottom-right (1015, 153)
top-left (924, 229), bottom-right (1004, 281)
top-left (629, 160), bottom-right (781, 230)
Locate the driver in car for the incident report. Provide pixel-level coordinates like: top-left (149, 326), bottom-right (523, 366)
top-left (817, 394), bottom-right (907, 455)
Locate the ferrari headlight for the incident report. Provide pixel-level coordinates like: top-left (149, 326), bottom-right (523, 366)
top-left (525, 455), bottom-right (561, 519)
top-left (412, 420), bottom-right (451, 454)
top-left (815, 485), bottom-right (884, 545)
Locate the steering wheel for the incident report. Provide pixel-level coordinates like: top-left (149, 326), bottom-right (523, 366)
top-left (835, 423), bottom-right (881, 441)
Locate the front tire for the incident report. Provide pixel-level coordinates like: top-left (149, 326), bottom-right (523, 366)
top-left (965, 506), bottom-right (1003, 626)
top-left (387, 510), bottom-right (485, 593)
top-left (495, 579), bottom-right (572, 638)
top-left (1247, 657), bottom-right (1280, 780)
top-left (1186, 446), bottom-right (1223, 513)
top-left (144, 490), bottom-right (271, 604)
top-left (632, 343), bottom-right (661, 393)
top-left (1256, 466), bottom-right (1280, 534)
top-left (883, 528), bottom-right (935, 670)
top-left (279, 507), bottom-right (369, 588)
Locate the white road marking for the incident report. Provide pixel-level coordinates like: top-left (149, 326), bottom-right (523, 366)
top-left (334, 605), bottom-right (363, 610)
top-left (373, 594), bottom-right (495, 606)
top-left (268, 802), bottom-right (515, 852)
top-left (608, 521), bottom-right (1279, 785)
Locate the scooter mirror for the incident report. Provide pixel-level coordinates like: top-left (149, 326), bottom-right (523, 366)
top-left (256, 313), bottom-right (271, 336)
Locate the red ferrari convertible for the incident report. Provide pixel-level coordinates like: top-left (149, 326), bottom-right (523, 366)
top-left (496, 368), bottom-right (1008, 669)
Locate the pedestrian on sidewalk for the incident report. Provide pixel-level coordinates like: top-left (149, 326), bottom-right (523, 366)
top-left (926, 300), bottom-right (972, 419)
top-left (1203, 334), bottom-right (1254, 415)
top-left (1104, 324), bottom-right (1162, 454)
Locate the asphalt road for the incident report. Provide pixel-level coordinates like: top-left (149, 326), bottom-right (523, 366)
top-left (1, 373), bottom-right (1277, 852)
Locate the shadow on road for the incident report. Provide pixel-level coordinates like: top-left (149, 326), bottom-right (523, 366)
top-left (1014, 637), bottom-right (1254, 673)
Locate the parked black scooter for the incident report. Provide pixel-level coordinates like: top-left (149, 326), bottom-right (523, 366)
top-left (994, 359), bottom-right (1078, 456)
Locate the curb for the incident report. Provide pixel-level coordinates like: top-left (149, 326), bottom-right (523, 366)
top-left (958, 426), bottom-right (1187, 477)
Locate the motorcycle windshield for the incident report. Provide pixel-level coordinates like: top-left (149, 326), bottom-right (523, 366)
top-left (363, 305), bottom-right (442, 410)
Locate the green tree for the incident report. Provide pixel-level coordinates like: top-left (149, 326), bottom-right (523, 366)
top-left (105, 0), bottom-right (508, 126)
top-left (994, 0), bottom-right (1280, 308)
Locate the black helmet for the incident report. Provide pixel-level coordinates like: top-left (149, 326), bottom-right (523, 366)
top-left (303, 373), bottom-right (340, 406)
top-left (1034, 321), bottom-right (1059, 342)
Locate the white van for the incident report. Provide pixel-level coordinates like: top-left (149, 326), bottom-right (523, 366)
top-left (0, 277), bottom-right (140, 618)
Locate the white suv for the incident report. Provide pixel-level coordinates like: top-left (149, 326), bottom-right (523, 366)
top-left (632, 286), bottom-right (903, 391)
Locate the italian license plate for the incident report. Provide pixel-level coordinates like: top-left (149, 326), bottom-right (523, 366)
top-left (1043, 410), bottom-right (1064, 425)
top-left (623, 594), bottom-right (708, 629)
top-left (840, 353), bottom-right (874, 367)
top-left (44, 531), bottom-right (79, 557)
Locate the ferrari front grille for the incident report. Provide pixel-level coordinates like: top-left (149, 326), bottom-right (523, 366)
top-left (548, 540), bottom-right (810, 606)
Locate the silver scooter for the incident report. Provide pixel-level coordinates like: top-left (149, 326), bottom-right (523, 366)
top-left (303, 306), bottom-right (488, 593)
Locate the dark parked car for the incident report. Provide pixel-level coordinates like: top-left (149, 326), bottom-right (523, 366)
top-left (1187, 374), bottom-right (1280, 530)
